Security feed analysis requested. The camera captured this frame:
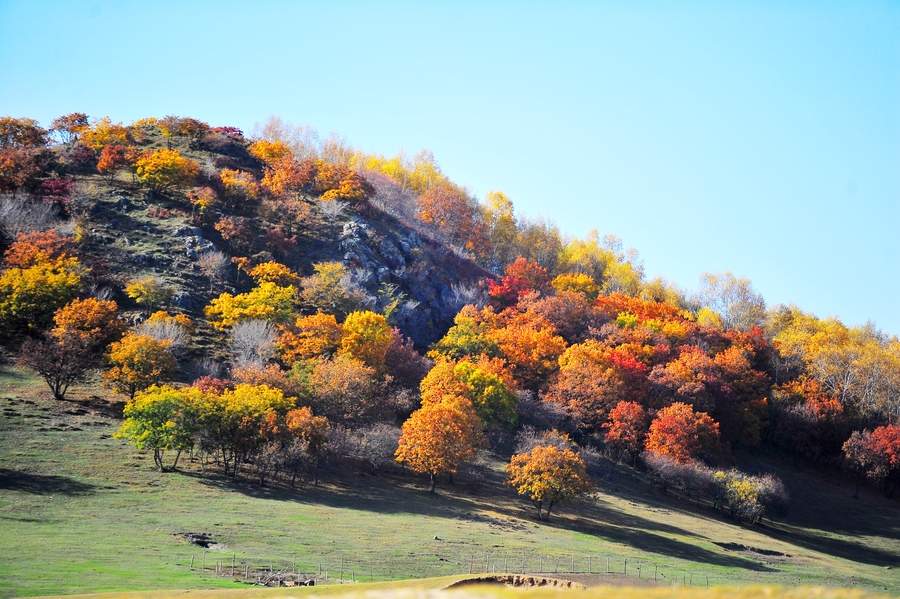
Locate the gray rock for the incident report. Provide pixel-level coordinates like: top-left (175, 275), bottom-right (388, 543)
top-left (172, 291), bottom-right (197, 311)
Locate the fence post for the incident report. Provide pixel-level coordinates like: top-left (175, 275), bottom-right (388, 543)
top-left (522, 549), bottom-right (526, 575)
top-left (655, 565), bottom-right (658, 582)
top-left (539, 555), bottom-right (542, 573)
top-left (232, 553), bottom-right (235, 577)
top-left (588, 557), bottom-right (592, 574)
top-left (190, 555), bottom-right (194, 569)
top-left (340, 557), bottom-right (344, 584)
top-left (571, 555), bottom-right (575, 573)
top-left (624, 559), bottom-right (627, 576)
top-left (606, 556), bottom-right (609, 574)
top-left (505, 556), bottom-right (508, 573)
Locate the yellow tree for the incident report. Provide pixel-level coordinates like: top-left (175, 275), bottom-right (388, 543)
top-left (395, 395), bottom-right (485, 493)
top-left (134, 149), bottom-right (200, 192)
top-left (0, 256), bottom-right (84, 335)
top-left (506, 444), bottom-right (592, 521)
top-left (103, 333), bottom-right (177, 399)
top-left (205, 282), bottom-right (297, 329)
top-left (339, 310), bottom-right (393, 373)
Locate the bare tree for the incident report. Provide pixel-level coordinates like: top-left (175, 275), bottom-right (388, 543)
top-left (230, 319), bottom-right (276, 368)
top-left (136, 319), bottom-right (190, 357)
top-left (250, 115), bottom-right (320, 161)
top-left (0, 195), bottom-right (58, 240)
top-left (317, 198), bottom-right (349, 221)
top-left (445, 282), bottom-right (488, 313)
top-left (198, 251), bottom-right (230, 292)
top-left (695, 271), bottom-right (766, 331)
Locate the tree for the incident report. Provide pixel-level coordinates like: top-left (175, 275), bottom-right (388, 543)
top-left (304, 355), bottom-right (384, 426)
top-left (248, 261), bottom-right (301, 287)
top-left (96, 144), bottom-right (130, 182)
top-left (339, 310), bottom-right (393, 373)
top-left (103, 333), bottom-right (177, 399)
top-left (125, 277), bottom-right (174, 314)
top-left (420, 357), bottom-right (518, 429)
top-left (551, 273), bottom-right (601, 301)
top-left (603, 401), bottom-right (650, 465)
top-left (2, 230), bottom-right (74, 269)
top-left (395, 395), bottom-right (485, 493)
top-left (205, 281), bottom-right (297, 329)
top-left (482, 190), bottom-right (518, 272)
top-left (134, 149), bottom-right (199, 192)
top-left (51, 297), bottom-right (125, 351)
top-left (645, 402), bottom-right (722, 463)
top-left (49, 113), bottom-right (89, 144)
top-left (17, 334), bottom-right (94, 400)
top-left (0, 257), bottom-right (84, 335)
top-left (696, 271), bottom-right (766, 332)
top-left (278, 312), bottom-right (344, 365)
top-left (284, 407), bottom-right (330, 485)
top-left (843, 425), bottom-right (900, 497)
top-left (198, 251), bottom-right (230, 292)
top-left (299, 262), bottom-right (367, 319)
top-left (416, 182), bottom-right (487, 255)
top-left (116, 385), bottom-right (200, 471)
top-left (506, 444), bottom-right (592, 521)
top-left (0, 117), bottom-right (47, 149)
top-left (80, 117), bottom-right (130, 150)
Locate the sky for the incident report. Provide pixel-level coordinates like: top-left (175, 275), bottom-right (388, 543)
top-left (1, 1), bottom-right (898, 334)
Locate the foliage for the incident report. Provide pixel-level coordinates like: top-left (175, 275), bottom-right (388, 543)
top-left (116, 385), bottom-right (200, 471)
top-left (339, 310), bottom-right (393, 373)
top-left (299, 261), bottom-right (367, 319)
top-left (551, 272), bottom-right (601, 300)
top-left (80, 117), bottom-right (130, 150)
top-left (645, 402), bottom-right (722, 463)
top-left (49, 112), bottom-right (89, 144)
top-left (0, 117), bottom-right (48, 149)
top-left (395, 394), bottom-right (485, 493)
top-left (102, 333), bottom-right (177, 399)
top-left (303, 355), bottom-right (384, 426)
top-left (2, 230), bottom-right (74, 269)
top-left (124, 277), bottom-right (173, 313)
top-left (134, 149), bottom-right (200, 192)
top-left (278, 312), bottom-right (344, 366)
top-left (843, 424), bottom-right (900, 497)
top-left (0, 256), bottom-right (83, 335)
top-left (51, 297), bottom-right (125, 350)
top-left (603, 401), bottom-right (649, 464)
top-left (248, 261), bottom-right (301, 287)
top-left (205, 281), bottom-right (297, 329)
top-left (96, 144), bottom-right (130, 181)
top-left (420, 357), bottom-right (518, 429)
top-left (248, 140), bottom-right (293, 164)
top-left (506, 443), bottom-right (592, 521)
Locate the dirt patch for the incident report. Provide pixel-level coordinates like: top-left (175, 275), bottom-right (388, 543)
top-left (445, 575), bottom-right (585, 589)
top-left (177, 532), bottom-right (227, 551)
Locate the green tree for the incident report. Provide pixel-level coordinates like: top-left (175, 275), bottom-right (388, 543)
top-left (116, 385), bottom-right (200, 471)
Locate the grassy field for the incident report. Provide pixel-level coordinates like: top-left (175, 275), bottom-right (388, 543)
top-left (1, 366), bottom-right (899, 598)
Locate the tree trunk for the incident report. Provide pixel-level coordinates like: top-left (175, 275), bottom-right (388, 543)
top-left (429, 473), bottom-right (436, 494)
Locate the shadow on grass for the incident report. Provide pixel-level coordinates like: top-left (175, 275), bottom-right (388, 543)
top-left (0, 468), bottom-right (96, 496)
top-left (179, 467), bottom-right (774, 572)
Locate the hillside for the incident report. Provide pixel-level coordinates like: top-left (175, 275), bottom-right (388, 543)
top-left (1, 368), bottom-right (899, 598)
top-left (0, 113), bottom-right (899, 598)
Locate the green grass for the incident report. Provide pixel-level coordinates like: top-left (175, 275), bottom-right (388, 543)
top-left (1, 367), bottom-right (899, 598)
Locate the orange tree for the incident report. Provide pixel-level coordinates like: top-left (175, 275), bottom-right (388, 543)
top-left (603, 400), bottom-right (649, 465)
top-left (278, 312), bottom-right (344, 365)
top-left (645, 402), bottom-right (722, 463)
top-left (506, 444), bottom-right (592, 521)
top-left (395, 395), bottom-right (484, 493)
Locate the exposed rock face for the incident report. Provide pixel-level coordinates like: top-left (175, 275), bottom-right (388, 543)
top-left (338, 216), bottom-right (484, 347)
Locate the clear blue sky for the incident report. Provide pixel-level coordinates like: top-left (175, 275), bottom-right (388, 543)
top-left (1, 1), bottom-right (898, 334)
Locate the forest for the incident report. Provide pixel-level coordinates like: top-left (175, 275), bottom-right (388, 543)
top-left (1, 112), bottom-right (899, 526)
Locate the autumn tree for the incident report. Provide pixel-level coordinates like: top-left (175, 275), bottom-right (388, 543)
top-left (80, 117), bottom-right (130, 150)
top-left (205, 282), bottom-right (297, 329)
top-left (134, 149), bottom-right (199, 192)
top-left (303, 355), bottom-right (384, 426)
top-left (339, 310), bottom-right (393, 373)
top-left (278, 312), bottom-right (344, 365)
top-left (103, 333), bottom-right (177, 399)
top-left (248, 261), bottom-right (302, 288)
top-left (283, 406), bottom-right (330, 485)
top-left (214, 216), bottom-right (254, 252)
top-left (843, 425), bottom-right (900, 497)
top-left (645, 402), bottom-right (722, 463)
top-left (0, 117), bottom-right (47, 149)
top-left (395, 395), bottom-right (485, 493)
top-left (116, 385), bottom-right (201, 471)
top-left (0, 255), bottom-right (83, 335)
top-left (417, 183), bottom-right (487, 255)
top-left (299, 261), bottom-right (367, 319)
top-left (2, 230), bottom-right (74, 269)
top-left (506, 444), bottom-right (592, 521)
top-left (603, 401), bottom-right (650, 465)
top-left (51, 297), bottom-right (125, 352)
top-left (125, 276), bottom-right (174, 314)
top-left (420, 357), bottom-right (518, 429)
top-left (482, 190), bottom-right (519, 272)
top-left (96, 144), bottom-right (130, 182)
top-left (696, 271), bottom-right (766, 332)
top-left (49, 113), bottom-right (89, 145)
